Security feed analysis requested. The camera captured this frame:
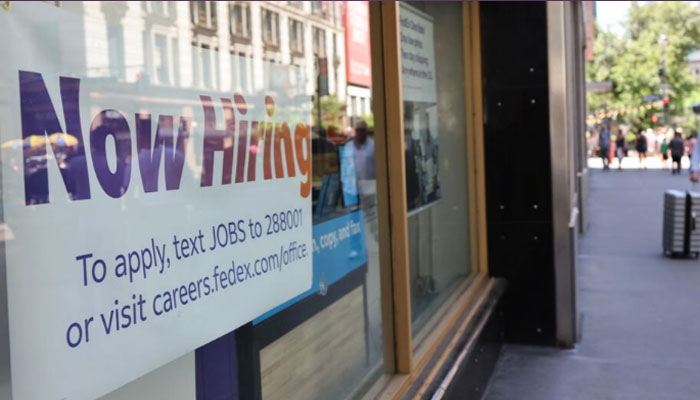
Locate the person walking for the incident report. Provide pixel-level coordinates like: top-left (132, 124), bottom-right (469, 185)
top-left (691, 132), bottom-right (700, 182)
top-left (687, 133), bottom-right (697, 171)
top-left (660, 137), bottom-right (669, 170)
top-left (671, 131), bottom-right (685, 175)
top-left (615, 133), bottom-right (626, 170)
top-left (599, 126), bottom-right (611, 170)
top-left (635, 130), bottom-right (648, 169)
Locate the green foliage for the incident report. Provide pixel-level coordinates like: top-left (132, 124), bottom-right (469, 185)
top-left (587, 27), bottom-right (624, 112)
top-left (358, 112), bottom-right (374, 131)
top-left (587, 2), bottom-right (700, 129)
top-left (680, 112), bottom-right (700, 135)
top-left (312, 94), bottom-right (346, 131)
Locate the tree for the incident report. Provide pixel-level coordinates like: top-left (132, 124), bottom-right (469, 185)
top-left (312, 94), bottom-right (346, 133)
top-left (587, 2), bottom-right (700, 129)
top-left (587, 27), bottom-right (624, 113)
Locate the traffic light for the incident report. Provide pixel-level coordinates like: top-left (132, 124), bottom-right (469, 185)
top-left (663, 97), bottom-right (670, 105)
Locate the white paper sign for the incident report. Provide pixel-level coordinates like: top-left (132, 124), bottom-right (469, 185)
top-left (399, 3), bottom-right (437, 104)
top-left (399, 4), bottom-right (441, 213)
top-left (0, 3), bottom-right (313, 399)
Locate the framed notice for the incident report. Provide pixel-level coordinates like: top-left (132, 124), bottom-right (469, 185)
top-left (399, 3), bottom-right (442, 215)
top-left (0, 3), bottom-right (313, 399)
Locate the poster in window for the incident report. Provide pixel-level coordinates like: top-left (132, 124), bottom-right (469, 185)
top-left (0, 3), bottom-right (314, 399)
top-left (400, 3), bottom-right (441, 214)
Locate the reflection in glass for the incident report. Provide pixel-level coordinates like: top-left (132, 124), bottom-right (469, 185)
top-left (261, 8), bottom-right (280, 48)
top-left (312, 26), bottom-right (326, 57)
top-left (107, 25), bottom-right (125, 80)
top-left (289, 18), bottom-right (305, 56)
top-left (230, 3), bottom-right (252, 40)
top-left (398, 2), bottom-right (475, 340)
top-left (154, 34), bottom-right (169, 85)
top-left (0, 1), bottom-right (383, 400)
top-left (201, 45), bottom-right (212, 88)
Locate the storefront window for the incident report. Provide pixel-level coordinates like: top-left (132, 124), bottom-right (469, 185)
top-left (398, 2), bottom-right (476, 340)
top-left (0, 1), bottom-right (381, 400)
top-left (255, 1), bottom-right (382, 398)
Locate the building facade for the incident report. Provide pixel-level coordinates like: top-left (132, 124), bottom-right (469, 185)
top-left (0, 2), bottom-right (586, 400)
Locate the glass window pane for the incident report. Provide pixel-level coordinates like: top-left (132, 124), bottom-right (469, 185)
top-left (257, 2), bottom-right (382, 399)
top-left (0, 2), bottom-right (382, 399)
top-left (398, 2), bottom-right (475, 340)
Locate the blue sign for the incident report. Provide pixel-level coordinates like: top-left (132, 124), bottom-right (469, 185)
top-left (254, 210), bottom-right (368, 323)
top-left (339, 144), bottom-right (359, 207)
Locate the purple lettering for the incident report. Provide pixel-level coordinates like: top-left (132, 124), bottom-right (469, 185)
top-left (200, 96), bottom-right (235, 187)
top-left (235, 120), bottom-right (249, 183)
top-left (89, 110), bottom-right (132, 198)
top-left (234, 93), bottom-right (248, 183)
top-left (18, 71), bottom-right (91, 205)
top-left (135, 114), bottom-right (190, 192)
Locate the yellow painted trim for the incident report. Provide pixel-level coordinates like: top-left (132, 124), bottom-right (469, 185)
top-left (412, 278), bottom-right (495, 399)
top-left (379, 1), bottom-right (413, 374)
top-left (469, 1), bottom-right (489, 273)
top-left (362, 3), bottom-right (494, 399)
top-left (464, 0), bottom-right (480, 274)
top-left (364, 275), bottom-right (491, 400)
top-left (412, 273), bottom-right (488, 376)
top-left (369, 0), bottom-right (397, 375)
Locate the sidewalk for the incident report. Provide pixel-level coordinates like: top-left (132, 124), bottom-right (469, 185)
top-left (587, 154), bottom-right (691, 170)
top-left (484, 168), bottom-right (700, 400)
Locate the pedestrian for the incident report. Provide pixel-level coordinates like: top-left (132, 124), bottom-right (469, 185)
top-left (635, 130), bottom-right (647, 169)
top-left (599, 126), bottom-right (611, 170)
top-left (691, 132), bottom-right (700, 182)
top-left (660, 137), bottom-right (669, 170)
top-left (654, 129), bottom-right (661, 153)
top-left (670, 131), bottom-right (684, 175)
top-left (687, 133), bottom-right (697, 171)
top-left (615, 132), bottom-right (626, 170)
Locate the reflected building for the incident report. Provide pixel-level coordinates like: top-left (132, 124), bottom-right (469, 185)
top-left (67, 1), bottom-right (346, 100)
top-left (341, 1), bottom-right (372, 125)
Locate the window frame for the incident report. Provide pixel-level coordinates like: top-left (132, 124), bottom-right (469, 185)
top-left (191, 37), bottom-right (219, 89)
top-left (312, 26), bottom-right (326, 58)
top-left (0, 2), bottom-right (495, 399)
top-left (288, 18), bottom-right (305, 57)
top-left (190, 1), bottom-right (217, 32)
top-left (311, 1), bottom-right (327, 19)
top-left (229, 2), bottom-right (252, 43)
top-left (367, 2), bottom-right (492, 397)
top-left (260, 8), bottom-right (281, 51)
